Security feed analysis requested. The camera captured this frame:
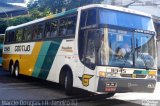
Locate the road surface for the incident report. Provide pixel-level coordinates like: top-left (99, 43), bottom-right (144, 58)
top-left (0, 69), bottom-right (159, 106)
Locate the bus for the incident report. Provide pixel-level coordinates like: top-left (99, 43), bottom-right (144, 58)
top-left (154, 21), bottom-right (160, 71)
top-left (2, 4), bottom-right (157, 96)
top-left (0, 34), bottom-right (4, 66)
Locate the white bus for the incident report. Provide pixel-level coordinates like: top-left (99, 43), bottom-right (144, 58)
top-left (3, 4), bottom-right (157, 96)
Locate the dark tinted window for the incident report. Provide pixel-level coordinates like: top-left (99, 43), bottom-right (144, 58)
top-left (80, 9), bottom-right (97, 27)
top-left (59, 15), bottom-right (77, 37)
top-left (33, 23), bottom-right (44, 40)
top-left (15, 29), bottom-right (23, 42)
top-left (67, 15), bottom-right (77, 35)
top-left (59, 18), bottom-right (68, 36)
top-left (86, 9), bottom-right (96, 26)
top-left (44, 21), bottom-right (51, 38)
top-left (23, 26), bottom-right (32, 41)
top-left (50, 20), bottom-right (58, 37)
top-left (5, 30), bottom-right (15, 43)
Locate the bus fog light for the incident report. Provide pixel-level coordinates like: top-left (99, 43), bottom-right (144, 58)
top-left (99, 71), bottom-right (106, 77)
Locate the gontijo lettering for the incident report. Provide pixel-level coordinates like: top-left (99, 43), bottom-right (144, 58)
top-left (15, 45), bottom-right (30, 52)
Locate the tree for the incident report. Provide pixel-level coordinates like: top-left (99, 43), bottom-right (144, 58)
top-left (0, 18), bottom-right (7, 34)
top-left (28, 0), bottom-right (104, 19)
top-left (65, 0), bottom-right (104, 10)
top-left (0, 16), bottom-right (33, 34)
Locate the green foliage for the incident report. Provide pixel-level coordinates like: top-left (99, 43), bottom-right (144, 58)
top-left (0, 15), bottom-right (33, 34)
top-left (0, 18), bottom-right (7, 34)
top-left (28, 0), bottom-right (104, 18)
top-left (65, 0), bottom-right (104, 10)
top-left (8, 15), bottom-right (33, 26)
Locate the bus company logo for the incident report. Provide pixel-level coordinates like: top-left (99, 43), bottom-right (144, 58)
top-left (128, 83), bottom-right (138, 87)
top-left (79, 74), bottom-right (93, 87)
top-left (15, 45), bottom-right (30, 52)
top-left (61, 46), bottom-right (73, 52)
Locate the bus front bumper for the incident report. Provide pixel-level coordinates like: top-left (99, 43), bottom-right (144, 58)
top-left (97, 77), bottom-right (156, 93)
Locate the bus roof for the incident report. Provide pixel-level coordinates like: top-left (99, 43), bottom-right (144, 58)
top-left (6, 4), bottom-right (152, 31)
top-left (79, 4), bottom-right (151, 17)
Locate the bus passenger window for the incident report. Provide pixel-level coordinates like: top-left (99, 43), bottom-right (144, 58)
top-left (67, 15), bottom-right (77, 36)
top-left (50, 20), bottom-right (58, 37)
top-left (33, 24), bottom-right (44, 40)
top-left (5, 31), bottom-right (15, 43)
top-left (23, 27), bottom-right (31, 41)
top-left (59, 19), bottom-right (67, 36)
top-left (16, 29), bottom-right (23, 42)
top-left (59, 18), bottom-right (67, 36)
top-left (44, 22), bottom-right (51, 38)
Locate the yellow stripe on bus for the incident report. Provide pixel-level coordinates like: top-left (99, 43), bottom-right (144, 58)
top-left (3, 42), bottom-right (43, 76)
top-left (20, 42), bottom-right (43, 76)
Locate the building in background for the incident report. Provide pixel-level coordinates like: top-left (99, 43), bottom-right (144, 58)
top-left (104, 0), bottom-right (160, 39)
top-left (0, 0), bottom-right (25, 3)
top-left (0, 1), bottom-right (28, 18)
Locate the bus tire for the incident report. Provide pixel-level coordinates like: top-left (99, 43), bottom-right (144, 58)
top-left (14, 62), bottom-right (19, 77)
top-left (9, 62), bottom-right (14, 76)
top-left (64, 71), bottom-right (73, 95)
top-left (106, 93), bottom-right (115, 98)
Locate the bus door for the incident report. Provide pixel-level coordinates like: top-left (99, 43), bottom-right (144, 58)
top-left (78, 29), bottom-right (101, 89)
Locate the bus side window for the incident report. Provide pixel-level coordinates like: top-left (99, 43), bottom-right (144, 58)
top-left (50, 20), bottom-right (58, 37)
top-left (10, 31), bottom-right (15, 43)
top-left (5, 31), bottom-right (10, 43)
top-left (67, 15), bottom-right (77, 36)
top-left (5, 31), bottom-right (15, 43)
top-left (44, 21), bottom-right (51, 38)
top-left (86, 9), bottom-right (96, 26)
top-left (24, 27), bottom-right (32, 41)
top-left (80, 9), bottom-right (97, 28)
top-left (16, 29), bottom-right (23, 42)
top-left (59, 18), bottom-right (67, 36)
top-left (80, 11), bottom-right (87, 27)
top-left (33, 23), bottom-right (44, 40)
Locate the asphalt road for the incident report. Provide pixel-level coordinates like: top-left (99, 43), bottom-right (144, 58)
top-left (0, 68), bottom-right (159, 106)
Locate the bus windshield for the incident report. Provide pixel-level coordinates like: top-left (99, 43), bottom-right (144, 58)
top-left (105, 29), bottom-right (156, 69)
top-left (79, 8), bottom-right (156, 70)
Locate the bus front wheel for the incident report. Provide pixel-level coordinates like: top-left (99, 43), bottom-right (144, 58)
top-left (64, 71), bottom-right (73, 95)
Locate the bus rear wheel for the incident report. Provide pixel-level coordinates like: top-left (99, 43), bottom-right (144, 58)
top-left (14, 62), bottom-right (19, 77)
top-left (64, 71), bottom-right (73, 95)
top-left (9, 62), bottom-right (14, 76)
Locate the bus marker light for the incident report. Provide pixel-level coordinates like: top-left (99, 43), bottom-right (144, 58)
top-left (149, 71), bottom-right (156, 75)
